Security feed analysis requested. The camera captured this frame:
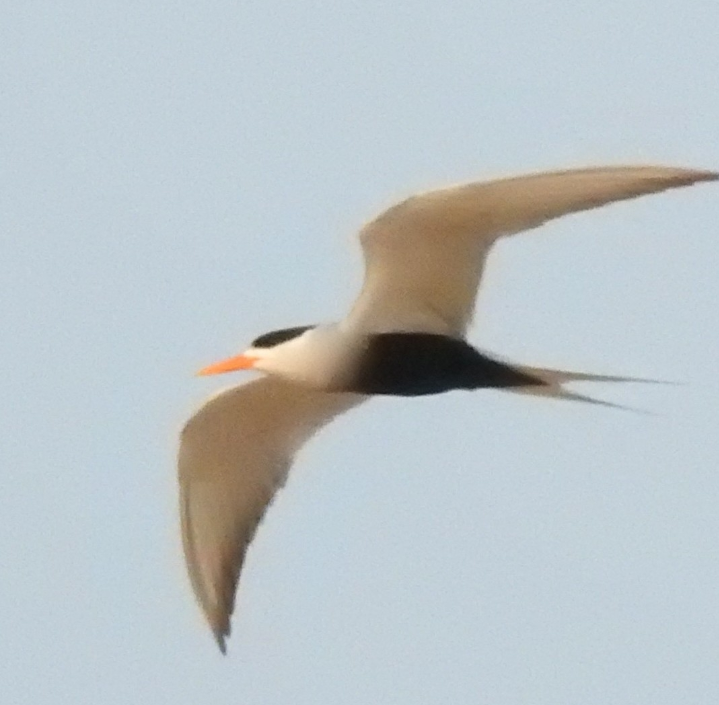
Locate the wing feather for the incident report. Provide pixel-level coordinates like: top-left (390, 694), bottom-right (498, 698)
top-left (179, 377), bottom-right (364, 651)
top-left (348, 165), bottom-right (717, 335)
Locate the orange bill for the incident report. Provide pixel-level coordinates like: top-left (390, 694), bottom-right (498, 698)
top-left (196, 353), bottom-right (258, 376)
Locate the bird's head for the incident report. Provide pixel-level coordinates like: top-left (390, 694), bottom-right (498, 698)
top-left (197, 325), bottom-right (323, 380)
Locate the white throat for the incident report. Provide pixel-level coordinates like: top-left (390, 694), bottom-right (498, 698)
top-left (249, 324), bottom-right (362, 389)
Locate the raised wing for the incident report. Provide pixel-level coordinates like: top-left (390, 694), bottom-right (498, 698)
top-left (348, 165), bottom-right (717, 336)
top-left (179, 377), bottom-right (365, 652)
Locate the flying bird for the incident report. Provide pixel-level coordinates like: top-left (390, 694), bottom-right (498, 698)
top-left (179, 164), bottom-right (716, 652)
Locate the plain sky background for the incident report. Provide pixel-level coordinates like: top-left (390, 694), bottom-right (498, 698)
top-left (2, 1), bottom-right (719, 703)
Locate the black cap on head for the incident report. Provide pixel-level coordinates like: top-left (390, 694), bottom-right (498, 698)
top-left (251, 325), bottom-right (316, 349)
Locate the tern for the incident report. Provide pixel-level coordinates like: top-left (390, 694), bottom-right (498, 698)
top-left (179, 164), bottom-right (716, 651)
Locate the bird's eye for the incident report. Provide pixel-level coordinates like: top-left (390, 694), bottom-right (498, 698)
top-left (251, 325), bottom-right (315, 349)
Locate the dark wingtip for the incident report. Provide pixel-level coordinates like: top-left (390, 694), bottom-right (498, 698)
top-left (664, 168), bottom-right (719, 188)
top-left (691, 169), bottom-right (719, 182)
top-left (212, 619), bottom-right (230, 655)
top-left (214, 631), bottom-right (228, 655)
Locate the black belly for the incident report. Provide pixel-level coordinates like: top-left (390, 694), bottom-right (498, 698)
top-left (348, 333), bottom-right (545, 396)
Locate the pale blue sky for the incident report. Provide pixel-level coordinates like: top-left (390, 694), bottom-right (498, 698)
top-left (2, 1), bottom-right (719, 703)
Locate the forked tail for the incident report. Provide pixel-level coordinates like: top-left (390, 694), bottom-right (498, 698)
top-left (510, 365), bottom-right (675, 413)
